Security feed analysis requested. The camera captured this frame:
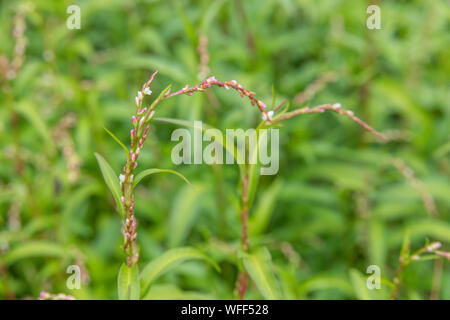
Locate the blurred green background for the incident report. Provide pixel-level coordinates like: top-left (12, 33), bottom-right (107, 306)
top-left (0, 0), bottom-right (449, 300)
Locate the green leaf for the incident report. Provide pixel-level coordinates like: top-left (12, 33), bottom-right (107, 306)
top-left (407, 220), bottom-right (450, 243)
top-left (118, 263), bottom-right (140, 300)
top-left (298, 274), bottom-right (354, 298)
top-left (172, 0), bottom-right (197, 46)
top-left (168, 184), bottom-right (206, 247)
top-left (242, 247), bottom-right (281, 300)
top-left (94, 153), bottom-right (124, 218)
top-left (143, 284), bottom-right (216, 300)
top-left (123, 55), bottom-right (187, 83)
top-left (103, 126), bottom-right (129, 159)
top-left (349, 269), bottom-right (372, 300)
top-left (200, 0), bottom-right (228, 32)
top-left (133, 168), bottom-right (191, 190)
top-left (368, 218), bottom-right (386, 267)
top-left (140, 247), bottom-right (220, 297)
top-left (15, 101), bottom-right (55, 155)
top-left (271, 85), bottom-right (276, 109)
top-left (5, 241), bottom-right (68, 264)
top-left (400, 229), bottom-right (411, 259)
top-left (249, 179), bottom-right (282, 236)
top-left (154, 84), bottom-right (173, 104)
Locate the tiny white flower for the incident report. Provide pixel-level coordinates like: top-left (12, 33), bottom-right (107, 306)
top-left (143, 87), bottom-right (152, 95)
top-left (138, 91), bottom-right (143, 99)
top-left (262, 111), bottom-right (274, 121)
top-left (119, 174), bottom-right (125, 183)
top-left (428, 242), bottom-right (442, 251)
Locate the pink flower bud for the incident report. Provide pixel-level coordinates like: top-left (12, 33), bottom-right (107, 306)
top-left (258, 101), bottom-right (267, 110)
top-left (436, 251), bottom-right (450, 259)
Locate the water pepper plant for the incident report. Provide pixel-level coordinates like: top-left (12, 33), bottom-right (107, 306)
top-left (95, 71), bottom-right (448, 300)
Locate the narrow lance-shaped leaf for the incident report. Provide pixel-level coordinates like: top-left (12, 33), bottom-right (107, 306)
top-left (103, 126), bottom-right (129, 160)
top-left (349, 269), bottom-right (373, 300)
top-left (118, 263), bottom-right (140, 300)
top-left (133, 168), bottom-right (191, 190)
top-left (140, 247), bottom-right (220, 297)
top-left (249, 179), bottom-right (283, 236)
top-left (242, 247), bottom-right (281, 300)
top-left (5, 241), bottom-right (69, 264)
top-left (94, 153), bottom-right (124, 218)
top-left (168, 184), bottom-right (206, 248)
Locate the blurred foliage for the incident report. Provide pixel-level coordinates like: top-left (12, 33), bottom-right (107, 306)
top-left (0, 0), bottom-right (449, 300)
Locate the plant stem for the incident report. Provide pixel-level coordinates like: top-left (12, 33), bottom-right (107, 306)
top-left (119, 73), bottom-right (270, 267)
top-left (390, 254), bottom-right (407, 300)
top-left (236, 173), bottom-right (249, 299)
top-left (390, 241), bottom-right (443, 299)
top-left (240, 174), bottom-right (250, 252)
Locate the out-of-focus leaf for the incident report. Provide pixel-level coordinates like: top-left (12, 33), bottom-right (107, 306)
top-left (368, 219), bottom-right (386, 267)
top-left (349, 269), bottom-right (372, 300)
top-left (140, 247), bottom-right (220, 297)
top-left (15, 101), bottom-right (55, 154)
top-left (249, 179), bottom-right (282, 236)
top-left (200, 0), bottom-right (228, 32)
top-left (94, 153), bottom-right (124, 218)
top-left (168, 184), bottom-right (206, 248)
top-left (133, 168), bottom-right (191, 190)
top-left (5, 241), bottom-right (68, 264)
top-left (122, 55), bottom-right (188, 83)
top-left (297, 274), bottom-right (354, 298)
top-left (143, 284), bottom-right (216, 300)
top-left (243, 247), bottom-right (281, 300)
top-left (103, 126), bottom-right (129, 159)
top-left (117, 263), bottom-right (140, 300)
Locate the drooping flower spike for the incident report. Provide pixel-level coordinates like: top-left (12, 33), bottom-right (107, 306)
top-left (118, 71), bottom-right (385, 267)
